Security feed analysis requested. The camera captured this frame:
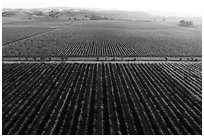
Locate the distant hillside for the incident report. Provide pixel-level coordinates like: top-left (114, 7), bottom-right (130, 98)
top-left (3, 8), bottom-right (201, 25)
top-left (27, 9), bottom-right (48, 17)
top-left (2, 8), bottom-right (154, 21)
top-left (2, 9), bottom-right (33, 20)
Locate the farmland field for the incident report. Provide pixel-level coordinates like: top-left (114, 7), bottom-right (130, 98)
top-left (2, 62), bottom-right (202, 135)
top-left (2, 20), bottom-right (202, 57)
top-left (2, 20), bottom-right (74, 46)
top-left (2, 16), bottom-right (202, 135)
top-left (2, 27), bottom-right (54, 46)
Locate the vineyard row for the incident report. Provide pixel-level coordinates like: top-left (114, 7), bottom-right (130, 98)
top-left (2, 62), bottom-right (202, 135)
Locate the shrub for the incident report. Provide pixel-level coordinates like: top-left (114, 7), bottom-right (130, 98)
top-left (179, 20), bottom-right (193, 27)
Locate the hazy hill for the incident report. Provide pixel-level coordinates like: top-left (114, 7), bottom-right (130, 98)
top-left (27, 9), bottom-right (48, 17)
top-left (2, 9), bottom-right (33, 20)
top-left (2, 8), bottom-right (153, 21)
top-left (2, 7), bottom-right (202, 25)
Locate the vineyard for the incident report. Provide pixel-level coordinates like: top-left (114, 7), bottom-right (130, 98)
top-left (2, 27), bottom-right (54, 46)
top-left (2, 19), bottom-right (202, 135)
top-left (2, 62), bottom-right (202, 135)
top-left (2, 21), bottom-right (202, 57)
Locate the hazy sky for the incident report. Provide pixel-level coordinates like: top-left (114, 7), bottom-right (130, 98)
top-left (2, 0), bottom-right (203, 17)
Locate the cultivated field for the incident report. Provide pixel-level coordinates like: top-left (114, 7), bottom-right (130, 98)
top-left (2, 62), bottom-right (202, 135)
top-left (2, 19), bottom-right (202, 135)
top-left (2, 20), bottom-right (202, 57)
top-left (2, 27), bottom-right (54, 46)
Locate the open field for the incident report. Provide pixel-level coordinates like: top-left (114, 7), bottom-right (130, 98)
top-left (2, 19), bottom-right (73, 28)
top-left (2, 62), bottom-right (201, 135)
top-left (2, 27), bottom-right (54, 46)
top-left (2, 20), bottom-right (202, 57)
top-left (2, 20), bottom-right (74, 46)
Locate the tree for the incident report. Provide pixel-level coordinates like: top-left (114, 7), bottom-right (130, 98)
top-left (49, 11), bottom-right (59, 18)
top-left (179, 20), bottom-right (193, 27)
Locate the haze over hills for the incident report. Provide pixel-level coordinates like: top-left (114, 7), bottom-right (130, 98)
top-left (2, 7), bottom-right (202, 25)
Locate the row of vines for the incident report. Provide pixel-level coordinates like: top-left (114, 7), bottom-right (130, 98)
top-left (2, 62), bottom-right (202, 135)
top-left (2, 25), bottom-right (201, 57)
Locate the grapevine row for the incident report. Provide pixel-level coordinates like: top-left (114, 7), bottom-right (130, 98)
top-left (2, 62), bottom-right (202, 135)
